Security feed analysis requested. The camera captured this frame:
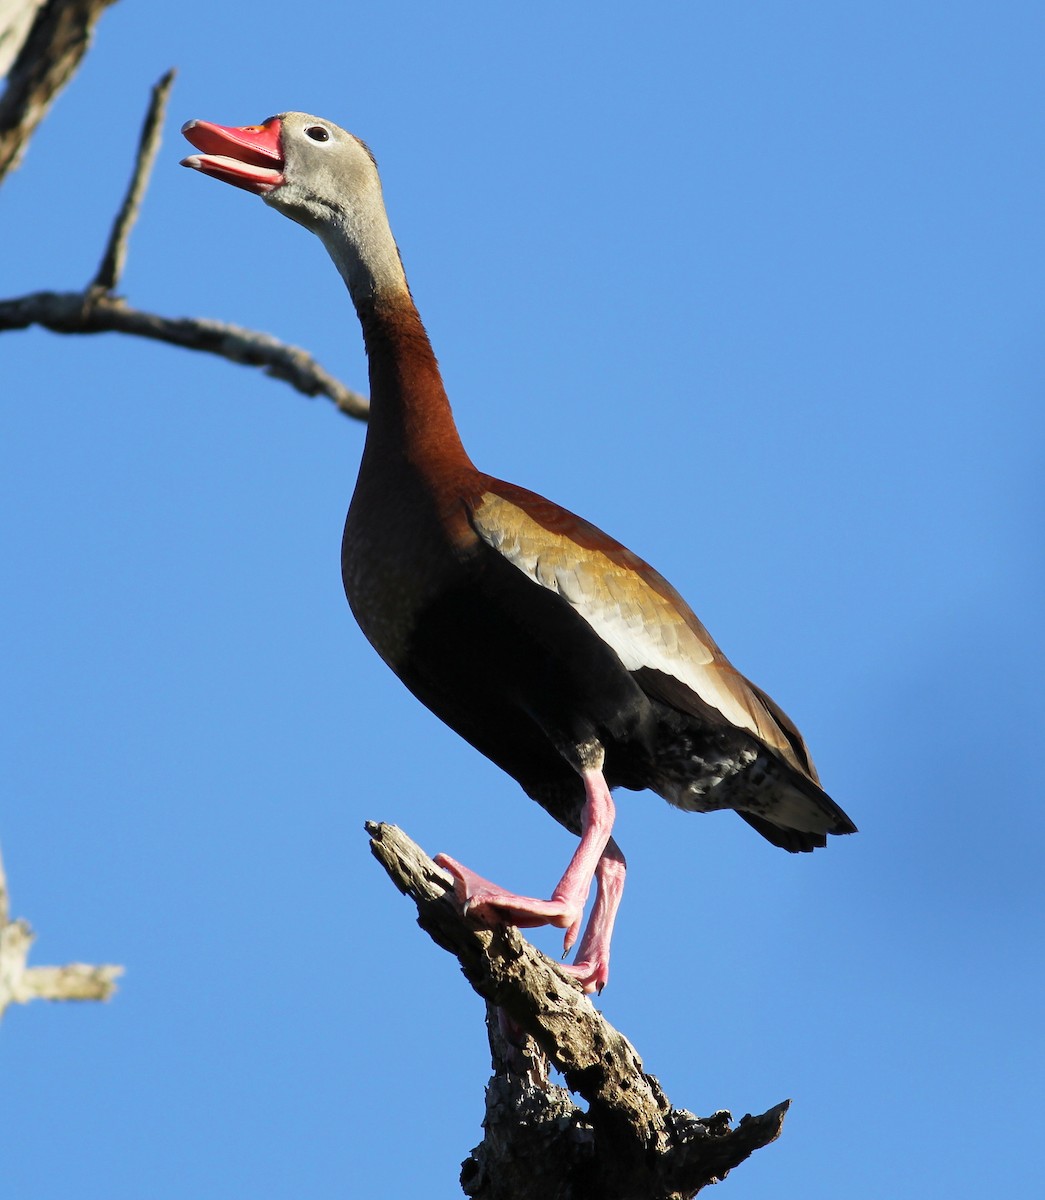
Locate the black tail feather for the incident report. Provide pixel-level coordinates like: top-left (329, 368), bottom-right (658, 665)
top-left (737, 811), bottom-right (830, 853)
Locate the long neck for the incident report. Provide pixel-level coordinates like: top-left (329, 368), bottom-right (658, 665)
top-left (318, 203), bottom-right (472, 472)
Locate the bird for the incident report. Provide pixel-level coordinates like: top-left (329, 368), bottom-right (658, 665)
top-left (181, 112), bottom-right (856, 993)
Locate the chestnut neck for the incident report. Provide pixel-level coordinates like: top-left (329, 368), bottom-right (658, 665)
top-left (355, 288), bottom-right (474, 477)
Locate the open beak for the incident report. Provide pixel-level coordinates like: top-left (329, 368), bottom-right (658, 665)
top-left (180, 118), bottom-right (285, 195)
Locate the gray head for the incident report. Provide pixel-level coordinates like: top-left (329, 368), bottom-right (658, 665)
top-left (181, 111), bottom-right (407, 304)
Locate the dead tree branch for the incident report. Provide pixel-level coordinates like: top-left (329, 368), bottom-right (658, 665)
top-left (0, 289), bottom-right (370, 417)
top-left (367, 821), bottom-right (788, 1200)
top-left (91, 65), bottom-right (175, 294)
top-left (0, 843), bottom-right (122, 1020)
top-left (0, 0), bottom-right (119, 184)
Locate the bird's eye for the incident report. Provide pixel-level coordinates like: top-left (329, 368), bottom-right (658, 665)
top-left (305, 125), bottom-right (330, 143)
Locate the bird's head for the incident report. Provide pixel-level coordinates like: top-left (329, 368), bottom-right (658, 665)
top-left (181, 112), bottom-right (402, 301)
top-left (181, 112), bottom-right (383, 236)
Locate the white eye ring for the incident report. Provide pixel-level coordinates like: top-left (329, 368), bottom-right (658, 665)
top-left (305, 125), bottom-right (330, 143)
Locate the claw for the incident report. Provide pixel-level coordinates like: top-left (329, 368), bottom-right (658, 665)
top-left (559, 957), bottom-right (610, 995)
top-left (562, 912), bottom-right (583, 956)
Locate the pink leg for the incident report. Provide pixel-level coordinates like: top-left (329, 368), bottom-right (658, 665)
top-left (560, 837), bottom-right (626, 994)
top-left (435, 767), bottom-right (616, 957)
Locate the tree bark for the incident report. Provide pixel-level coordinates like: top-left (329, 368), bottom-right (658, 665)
top-left (0, 0), bottom-right (119, 184)
top-left (368, 821), bottom-right (788, 1200)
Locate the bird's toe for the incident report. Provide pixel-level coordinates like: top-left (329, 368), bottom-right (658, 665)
top-left (560, 957), bottom-right (610, 995)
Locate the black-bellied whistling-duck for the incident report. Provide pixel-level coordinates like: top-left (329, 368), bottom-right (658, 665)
top-left (181, 113), bottom-right (856, 993)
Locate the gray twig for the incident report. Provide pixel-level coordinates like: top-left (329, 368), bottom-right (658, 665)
top-left (91, 66), bottom-right (176, 294)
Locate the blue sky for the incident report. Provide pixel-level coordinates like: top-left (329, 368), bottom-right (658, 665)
top-left (2, 2), bottom-right (1042, 1196)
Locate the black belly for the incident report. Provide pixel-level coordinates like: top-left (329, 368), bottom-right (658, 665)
top-left (392, 545), bottom-right (659, 832)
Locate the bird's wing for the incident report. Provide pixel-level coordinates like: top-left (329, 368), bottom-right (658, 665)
top-left (468, 480), bottom-right (815, 776)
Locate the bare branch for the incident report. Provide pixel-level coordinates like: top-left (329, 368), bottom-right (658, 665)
top-left (0, 843), bottom-right (122, 1020)
top-left (91, 67), bottom-right (176, 294)
top-left (0, 289), bottom-right (370, 419)
top-left (0, 0), bottom-right (119, 185)
top-left (367, 821), bottom-right (788, 1199)
top-left (16, 960), bottom-right (123, 1002)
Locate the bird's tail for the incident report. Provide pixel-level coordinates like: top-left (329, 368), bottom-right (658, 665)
top-left (737, 775), bottom-right (857, 853)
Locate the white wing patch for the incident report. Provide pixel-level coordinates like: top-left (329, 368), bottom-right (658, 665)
top-left (471, 493), bottom-right (770, 742)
